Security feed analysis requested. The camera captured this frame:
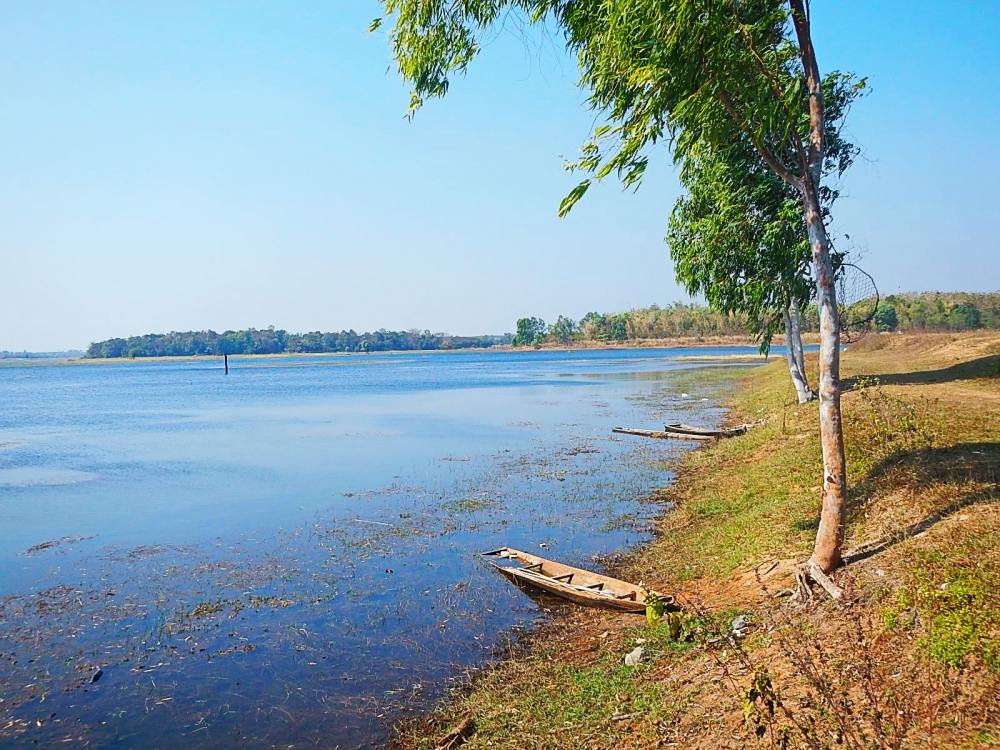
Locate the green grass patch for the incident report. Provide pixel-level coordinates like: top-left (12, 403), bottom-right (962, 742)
top-left (634, 361), bottom-right (823, 582)
top-left (457, 651), bottom-right (674, 749)
top-left (882, 533), bottom-right (1000, 671)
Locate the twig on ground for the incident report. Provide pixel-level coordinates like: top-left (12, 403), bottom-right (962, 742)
top-left (433, 716), bottom-right (475, 750)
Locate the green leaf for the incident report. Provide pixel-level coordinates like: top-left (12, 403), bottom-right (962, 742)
top-left (558, 180), bottom-right (591, 218)
top-left (368, 17), bottom-right (382, 33)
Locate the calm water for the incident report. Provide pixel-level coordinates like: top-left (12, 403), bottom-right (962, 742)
top-left (0, 347), bottom-right (759, 748)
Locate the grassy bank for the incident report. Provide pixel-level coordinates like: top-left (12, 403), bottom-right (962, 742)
top-left (396, 332), bottom-right (1000, 749)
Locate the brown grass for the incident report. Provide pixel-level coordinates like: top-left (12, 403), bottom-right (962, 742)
top-left (393, 332), bottom-right (1000, 750)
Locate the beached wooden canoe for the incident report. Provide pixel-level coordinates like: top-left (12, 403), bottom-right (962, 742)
top-left (483, 547), bottom-right (678, 614)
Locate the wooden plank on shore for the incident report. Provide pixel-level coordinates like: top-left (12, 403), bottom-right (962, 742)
top-left (612, 427), bottom-right (715, 441)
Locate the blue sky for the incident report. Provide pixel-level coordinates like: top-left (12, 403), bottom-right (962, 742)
top-left (1, 1), bottom-right (997, 351)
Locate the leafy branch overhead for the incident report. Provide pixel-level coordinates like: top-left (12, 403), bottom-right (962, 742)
top-left (378, 1), bottom-right (864, 212)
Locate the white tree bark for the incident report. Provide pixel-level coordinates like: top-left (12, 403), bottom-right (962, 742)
top-left (803, 190), bottom-right (848, 574)
top-left (783, 307), bottom-right (813, 404)
top-left (789, 299), bottom-right (813, 400)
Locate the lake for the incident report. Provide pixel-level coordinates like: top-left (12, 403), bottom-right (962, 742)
top-left (0, 347), bottom-right (761, 748)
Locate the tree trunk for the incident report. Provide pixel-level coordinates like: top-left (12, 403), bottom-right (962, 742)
top-left (783, 306), bottom-right (813, 404)
top-left (789, 0), bottom-right (849, 574)
top-left (803, 189), bottom-right (848, 573)
top-left (789, 299), bottom-right (812, 399)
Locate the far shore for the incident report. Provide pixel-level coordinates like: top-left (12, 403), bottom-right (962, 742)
top-left (1, 334), bottom-right (815, 366)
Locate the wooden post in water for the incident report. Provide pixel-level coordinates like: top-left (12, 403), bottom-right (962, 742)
top-left (224, 353), bottom-right (229, 375)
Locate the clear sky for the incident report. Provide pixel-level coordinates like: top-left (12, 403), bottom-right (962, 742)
top-left (2, 2), bottom-right (998, 351)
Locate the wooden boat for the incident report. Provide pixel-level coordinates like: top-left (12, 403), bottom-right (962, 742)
top-left (483, 547), bottom-right (678, 614)
top-left (664, 422), bottom-right (749, 438)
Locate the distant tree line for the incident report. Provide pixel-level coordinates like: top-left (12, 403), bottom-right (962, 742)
top-left (86, 328), bottom-right (512, 358)
top-left (83, 292), bottom-right (998, 357)
top-left (514, 292), bottom-right (1000, 346)
top-left (868, 292), bottom-right (999, 333)
top-left (796, 292), bottom-right (999, 333)
top-left (513, 303), bottom-right (748, 346)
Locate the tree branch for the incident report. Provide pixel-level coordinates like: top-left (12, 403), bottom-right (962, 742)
top-left (736, 26), bottom-right (810, 177)
top-left (716, 90), bottom-right (802, 189)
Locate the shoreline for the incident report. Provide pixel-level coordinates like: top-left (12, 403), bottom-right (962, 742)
top-left (509, 332), bottom-right (820, 352)
top-left (1, 336), bottom-right (802, 367)
top-left (394, 331), bottom-right (1000, 749)
top-left (391, 363), bottom-right (752, 748)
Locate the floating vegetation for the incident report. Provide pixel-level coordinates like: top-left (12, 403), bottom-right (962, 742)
top-left (22, 535), bottom-right (95, 556)
top-left (601, 512), bottom-right (657, 534)
top-left (559, 442), bottom-right (600, 458)
top-left (246, 595), bottom-right (294, 609)
top-left (443, 496), bottom-right (498, 514)
top-left (190, 599), bottom-right (229, 618)
top-left (342, 483), bottom-right (425, 498)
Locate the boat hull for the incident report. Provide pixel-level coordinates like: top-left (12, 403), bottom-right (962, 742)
top-left (485, 547), bottom-right (677, 614)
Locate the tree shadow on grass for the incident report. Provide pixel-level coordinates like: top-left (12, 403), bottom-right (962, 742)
top-left (843, 354), bottom-right (1000, 390)
top-left (857, 442), bottom-right (999, 493)
top-left (841, 441), bottom-right (999, 564)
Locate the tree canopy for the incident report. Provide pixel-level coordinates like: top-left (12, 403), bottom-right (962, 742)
top-left (86, 328), bottom-right (512, 358)
top-left (380, 1), bottom-right (860, 204)
top-left (377, 0), bottom-right (863, 573)
top-left (666, 70), bottom-right (863, 353)
top-left (667, 141), bottom-right (811, 351)
top-left (512, 317), bottom-right (547, 346)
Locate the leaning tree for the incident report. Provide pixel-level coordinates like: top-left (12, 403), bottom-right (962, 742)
top-left (668, 140), bottom-right (817, 403)
top-left (377, 0), bottom-right (864, 574)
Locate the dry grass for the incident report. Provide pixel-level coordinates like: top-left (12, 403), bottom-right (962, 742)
top-left (393, 332), bottom-right (1000, 750)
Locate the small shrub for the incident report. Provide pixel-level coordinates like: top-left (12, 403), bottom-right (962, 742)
top-left (853, 377), bottom-right (940, 461)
